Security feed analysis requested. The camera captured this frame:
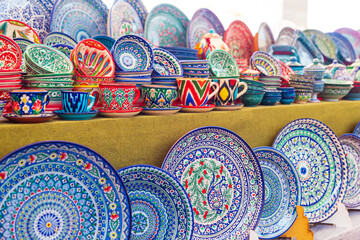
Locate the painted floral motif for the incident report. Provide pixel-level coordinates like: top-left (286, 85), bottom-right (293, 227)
top-left (142, 86), bottom-right (177, 108)
top-left (101, 86), bottom-right (138, 110)
top-left (0, 20), bottom-right (41, 43)
top-left (208, 50), bottom-right (239, 78)
top-left (43, 32), bottom-right (77, 47)
top-left (153, 48), bottom-right (183, 76)
top-left (11, 91), bottom-right (49, 115)
top-left (0, 35), bottom-right (22, 70)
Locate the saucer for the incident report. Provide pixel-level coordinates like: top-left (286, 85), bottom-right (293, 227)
top-left (179, 104), bottom-right (215, 113)
top-left (142, 107), bottom-right (181, 115)
top-left (100, 107), bottom-right (142, 118)
top-left (54, 110), bottom-right (99, 120)
top-left (214, 104), bottom-right (244, 111)
top-left (3, 112), bottom-right (55, 123)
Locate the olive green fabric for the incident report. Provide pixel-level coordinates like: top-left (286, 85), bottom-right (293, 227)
top-left (1, 101), bottom-right (359, 170)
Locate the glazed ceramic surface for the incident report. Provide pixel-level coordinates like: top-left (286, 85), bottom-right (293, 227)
top-left (250, 51), bottom-right (282, 77)
top-left (276, 27), bottom-right (295, 45)
top-left (162, 127), bottom-right (264, 240)
top-left (254, 147), bottom-right (300, 239)
top-left (354, 122), bottom-right (360, 136)
top-left (52, 44), bottom-right (74, 58)
top-left (273, 118), bottom-right (348, 223)
top-left (10, 90), bottom-right (50, 115)
top-left (292, 30), bottom-right (324, 66)
top-left (100, 83), bottom-right (140, 110)
top-left (3, 112), bottom-right (55, 123)
top-left (145, 4), bottom-right (189, 47)
top-left (50, 0), bottom-right (108, 42)
top-left (100, 107), bottom-right (142, 118)
top-left (0, 19), bottom-right (41, 43)
top-left (92, 35), bottom-right (115, 51)
top-left (257, 22), bottom-right (274, 53)
top-left (118, 165), bottom-right (194, 239)
top-left (61, 91), bottom-right (95, 113)
top-left (153, 48), bottom-right (183, 76)
top-left (335, 28), bottom-right (360, 58)
top-left (0, 141), bottom-right (131, 239)
top-left (142, 85), bottom-right (177, 108)
top-left (43, 32), bottom-right (77, 47)
top-left (112, 0), bottom-right (147, 26)
top-left (0, 35), bottom-right (22, 70)
top-left (54, 109), bottom-right (99, 120)
top-left (311, 32), bottom-right (336, 63)
top-left (177, 78), bottom-right (219, 106)
top-left (328, 32), bottom-right (356, 65)
top-left (208, 50), bottom-right (239, 77)
top-left (212, 78), bottom-right (247, 106)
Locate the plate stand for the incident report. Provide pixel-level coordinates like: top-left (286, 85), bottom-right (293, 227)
top-left (320, 203), bottom-right (353, 228)
top-left (249, 230), bottom-right (259, 240)
top-left (280, 206), bottom-right (313, 240)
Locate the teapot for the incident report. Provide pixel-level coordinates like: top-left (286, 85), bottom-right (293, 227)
top-left (195, 29), bottom-right (229, 60)
top-left (327, 59), bottom-right (357, 81)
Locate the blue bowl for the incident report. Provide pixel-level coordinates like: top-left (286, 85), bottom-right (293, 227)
top-left (261, 95), bottom-right (282, 105)
top-left (280, 97), bottom-right (295, 104)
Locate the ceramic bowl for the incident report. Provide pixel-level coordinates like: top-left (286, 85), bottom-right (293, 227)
top-left (261, 95), bottom-right (282, 105)
top-left (319, 86), bottom-right (352, 101)
top-left (344, 86), bottom-right (360, 100)
top-left (152, 48), bottom-right (183, 76)
top-left (241, 92), bottom-right (265, 107)
top-left (263, 89), bottom-right (281, 97)
top-left (280, 97), bottom-right (295, 104)
top-left (246, 89), bottom-right (264, 94)
top-left (304, 69), bottom-right (325, 81)
top-left (240, 79), bottom-right (266, 87)
top-left (289, 74), bottom-right (315, 84)
top-left (295, 91), bottom-right (312, 103)
top-left (313, 80), bottom-right (325, 93)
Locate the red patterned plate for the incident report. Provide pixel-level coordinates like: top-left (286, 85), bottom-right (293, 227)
top-left (0, 69), bottom-right (22, 75)
top-left (0, 19), bottom-right (41, 43)
top-left (0, 35), bottom-right (22, 70)
top-left (224, 20), bottom-right (254, 67)
top-left (278, 61), bottom-right (294, 86)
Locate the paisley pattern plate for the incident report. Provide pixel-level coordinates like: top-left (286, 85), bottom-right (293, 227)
top-left (0, 141), bottom-right (131, 239)
top-left (254, 147), bottom-right (300, 239)
top-left (339, 134), bottom-right (360, 208)
top-left (223, 20), bottom-right (254, 66)
top-left (335, 28), bottom-right (360, 58)
top-left (327, 32), bottom-right (356, 65)
top-left (0, 19), bottom-right (41, 43)
top-left (256, 22), bottom-right (274, 53)
top-left (272, 118), bottom-right (348, 223)
top-left (153, 48), bottom-right (183, 76)
top-left (93, 35), bottom-right (115, 51)
top-left (250, 51), bottom-right (282, 77)
top-left (50, 0), bottom-right (108, 42)
top-left (145, 4), bottom-right (189, 47)
top-left (276, 27), bottom-right (295, 45)
top-left (208, 49), bottom-right (239, 78)
top-left (291, 30), bottom-right (324, 66)
top-left (162, 126), bottom-right (264, 240)
top-left (0, 35), bottom-right (22, 70)
top-left (187, 8), bottom-right (225, 49)
top-left (118, 165), bottom-right (194, 239)
top-left (43, 32), bottom-right (77, 47)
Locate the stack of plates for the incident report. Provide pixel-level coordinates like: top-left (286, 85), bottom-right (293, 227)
top-left (161, 47), bottom-right (199, 60)
top-left (259, 76), bottom-right (282, 89)
top-left (289, 74), bottom-right (315, 103)
top-left (114, 70), bottom-right (153, 85)
top-left (0, 70), bottom-right (23, 102)
top-left (152, 48), bottom-right (183, 86)
top-left (239, 68), bottom-right (260, 81)
top-left (180, 60), bottom-right (209, 78)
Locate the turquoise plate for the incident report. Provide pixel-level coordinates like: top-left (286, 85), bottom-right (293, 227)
top-left (55, 110), bottom-right (99, 120)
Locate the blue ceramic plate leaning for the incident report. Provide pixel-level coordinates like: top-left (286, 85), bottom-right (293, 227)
top-left (43, 32), bottom-right (78, 47)
top-left (92, 35), bottom-right (115, 51)
top-left (118, 165), bottom-right (193, 239)
top-left (254, 147), bottom-right (301, 239)
top-left (354, 121), bottom-right (360, 136)
top-left (0, 141), bottom-right (131, 239)
top-left (54, 110), bottom-right (99, 120)
top-left (328, 32), bottom-right (356, 65)
top-left (152, 48), bottom-right (183, 76)
top-left (291, 30), bottom-right (324, 66)
top-left (162, 126), bottom-right (264, 240)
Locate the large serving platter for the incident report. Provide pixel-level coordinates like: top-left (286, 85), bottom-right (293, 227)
top-left (327, 32), bottom-right (356, 65)
top-left (335, 28), bottom-right (360, 58)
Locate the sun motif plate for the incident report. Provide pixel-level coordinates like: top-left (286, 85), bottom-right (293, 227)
top-left (208, 49), bottom-right (239, 78)
top-left (291, 30), bottom-right (324, 66)
top-left (327, 32), bottom-right (356, 65)
top-left (256, 22), bottom-right (275, 53)
top-left (339, 134), bottom-right (360, 208)
top-left (253, 147), bottom-right (300, 239)
top-left (187, 8), bottom-right (224, 49)
top-left (153, 48), bottom-right (183, 76)
top-left (162, 126), bottom-right (264, 240)
top-left (118, 165), bottom-right (193, 239)
top-left (0, 35), bottom-right (22, 70)
top-left (43, 32), bottom-right (77, 47)
top-left (0, 141), bottom-right (131, 239)
top-left (223, 20), bottom-right (254, 66)
top-left (276, 27), bottom-right (295, 45)
top-left (272, 118), bottom-right (348, 223)
top-left (250, 51), bottom-right (282, 77)
top-left (145, 3), bottom-right (189, 47)
top-left (335, 28), bottom-right (360, 58)
top-left (0, 19), bottom-right (41, 43)
top-left (50, 0), bottom-right (108, 42)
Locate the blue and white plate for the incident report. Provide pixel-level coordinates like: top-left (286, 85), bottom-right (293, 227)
top-left (272, 118), bottom-right (348, 223)
top-left (162, 126), bottom-right (264, 240)
top-left (291, 30), bottom-right (324, 66)
top-left (328, 32), bottom-right (356, 65)
top-left (254, 147), bottom-right (301, 239)
top-left (153, 48), bottom-right (183, 76)
top-left (118, 165), bottom-right (193, 239)
top-left (0, 141), bottom-right (131, 239)
top-left (92, 35), bottom-right (115, 51)
top-left (43, 32), bottom-right (77, 47)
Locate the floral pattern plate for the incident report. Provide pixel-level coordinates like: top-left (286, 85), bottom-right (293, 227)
top-left (250, 51), bottom-right (282, 77)
top-left (0, 141), bottom-right (131, 239)
top-left (145, 3), bottom-right (189, 47)
top-left (153, 48), bottom-right (183, 76)
top-left (162, 126), bottom-right (264, 240)
top-left (208, 49), bottom-right (239, 77)
top-left (335, 28), bottom-right (360, 58)
top-left (276, 27), bottom-right (295, 45)
top-left (256, 22), bottom-right (274, 53)
top-left (0, 35), bottom-right (22, 70)
top-left (327, 32), bottom-right (356, 65)
top-left (223, 20), bottom-right (254, 66)
top-left (43, 32), bottom-right (77, 47)
top-left (291, 30), bottom-right (324, 66)
top-left (254, 147), bottom-right (300, 239)
top-left (187, 8), bottom-right (225, 49)
top-left (272, 118), bottom-right (348, 223)
top-left (0, 19), bottom-right (41, 43)
top-left (118, 165), bottom-right (193, 239)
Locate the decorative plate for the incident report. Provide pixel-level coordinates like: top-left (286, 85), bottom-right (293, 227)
top-left (187, 8), bottom-right (225, 49)
top-left (291, 30), bottom-right (324, 66)
top-left (111, 35), bottom-right (153, 72)
top-left (354, 121), bottom-right (360, 136)
top-left (0, 35), bottom-right (22, 70)
top-left (208, 49), bottom-right (239, 77)
top-left (278, 60), bottom-right (295, 84)
top-left (162, 126), bottom-right (264, 240)
top-left (253, 147), bottom-right (300, 239)
top-left (111, 0), bottom-right (148, 26)
top-left (327, 32), bottom-right (356, 65)
top-left (0, 19), bottom-right (41, 43)
top-left (52, 44), bottom-right (74, 58)
top-left (339, 134), bottom-right (360, 208)
top-left (272, 118), bottom-right (348, 223)
top-left (276, 27), bottom-right (295, 45)
top-left (335, 28), bottom-right (360, 58)
top-left (74, 39), bottom-right (115, 77)
top-left (50, 0), bottom-right (108, 42)
top-left (92, 35), bottom-right (115, 51)
top-left (0, 141), bottom-right (131, 239)
top-left (118, 165), bottom-right (194, 239)
top-left (311, 32), bottom-right (336, 64)
top-left (153, 48), bottom-right (183, 76)
top-left (43, 32), bottom-right (77, 47)
top-left (108, 0), bottom-right (145, 39)
top-left (256, 22), bottom-right (275, 53)
top-left (250, 51), bottom-right (282, 77)
top-left (223, 20), bottom-right (254, 66)
top-left (144, 4), bottom-right (189, 47)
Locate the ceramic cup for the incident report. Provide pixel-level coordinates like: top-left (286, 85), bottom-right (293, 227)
top-left (211, 78), bottom-right (248, 106)
top-left (10, 90), bottom-right (50, 115)
top-left (99, 83), bottom-right (140, 110)
top-left (177, 78), bottom-right (220, 106)
top-left (142, 85), bottom-right (178, 108)
top-left (61, 91), bottom-right (96, 113)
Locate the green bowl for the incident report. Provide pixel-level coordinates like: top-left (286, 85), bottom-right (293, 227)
top-left (319, 86), bottom-right (352, 101)
top-left (241, 92), bottom-right (265, 107)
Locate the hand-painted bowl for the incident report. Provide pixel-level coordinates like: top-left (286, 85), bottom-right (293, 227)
top-left (241, 92), bottom-right (265, 107)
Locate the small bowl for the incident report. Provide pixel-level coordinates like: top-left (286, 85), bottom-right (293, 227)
top-left (261, 95), bottom-right (281, 105)
top-left (241, 93), bottom-right (265, 107)
top-left (344, 86), bottom-right (360, 100)
top-left (295, 91), bottom-right (312, 104)
top-left (319, 86), bottom-right (352, 101)
top-left (280, 97), bottom-right (295, 105)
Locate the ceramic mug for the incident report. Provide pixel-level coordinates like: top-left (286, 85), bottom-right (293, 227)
top-left (177, 78), bottom-right (220, 106)
top-left (142, 85), bottom-right (178, 108)
top-left (61, 91), bottom-right (96, 113)
top-left (10, 90), bottom-right (50, 115)
top-left (211, 78), bottom-right (248, 106)
top-left (99, 83), bottom-right (140, 110)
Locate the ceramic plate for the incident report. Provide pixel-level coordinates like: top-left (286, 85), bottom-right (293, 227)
top-left (54, 110), bottom-right (99, 120)
top-left (208, 49), bottom-right (239, 77)
top-left (141, 106), bottom-right (181, 115)
top-left (187, 8), bottom-right (224, 49)
top-left (224, 20), bottom-right (254, 66)
top-left (335, 28), bottom-right (360, 58)
top-left (0, 19), bottom-right (41, 43)
top-left (276, 27), bottom-right (295, 45)
top-left (111, 0), bottom-right (148, 26)
top-left (50, 0), bottom-right (108, 42)
top-left (111, 35), bottom-right (153, 72)
top-left (328, 32), bottom-right (356, 65)
top-left (272, 118), bottom-right (347, 223)
top-left (250, 51), bottom-right (282, 77)
top-left (0, 35), bottom-right (22, 70)
top-left (309, 31), bottom-right (336, 63)
top-left (0, 141), bottom-right (131, 239)
top-left (153, 48), bottom-right (183, 76)
top-left (278, 61), bottom-right (294, 84)
top-left (118, 165), bottom-right (193, 239)
top-left (256, 22), bottom-right (275, 53)
top-left (354, 121), bottom-right (360, 136)
top-left (145, 4), bottom-right (189, 47)
top-left (92, 35), bottom-right (115, 51)
top-left (43, 32), bottom-right (77, 47)
top-left (162, 126), bottom-right (264, 240)
top-left (254, 147), bottom-right (300, 239)
top-left (291, 30), bottom-right (324, 66)
top-left (339, 134), bottom-right (360, 208)
top-left (52, 44), bottom-right (74, 58)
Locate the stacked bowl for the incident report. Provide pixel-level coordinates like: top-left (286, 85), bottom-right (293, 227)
top-left (180, 60), bottom-right (210, 78)
top-left (239, 68), bottom-right (260, 81)
top-left (277, 87), bottom-right (296, 104)
top-left (161, 47), bottom-right (199, 60)
top-left (261, 90), bottom-right (282, 105)
top-left (240, 79), bottom-right (265, 107)
top-left (319, 79), bottom-right (353, 101)
top-left (289, 74), bottom-right (315, 104)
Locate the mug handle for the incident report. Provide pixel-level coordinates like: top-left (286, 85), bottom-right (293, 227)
top-left (86, 95), bottom-right (96, 111)
top-left (236, 82), bottom-right (248, 99)
top-left (44, 93), bottom-right (50, 107)
top-left (208, 82), bottom-right (220, 100)
top-left (133, 88), bottom-right (141, 104)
